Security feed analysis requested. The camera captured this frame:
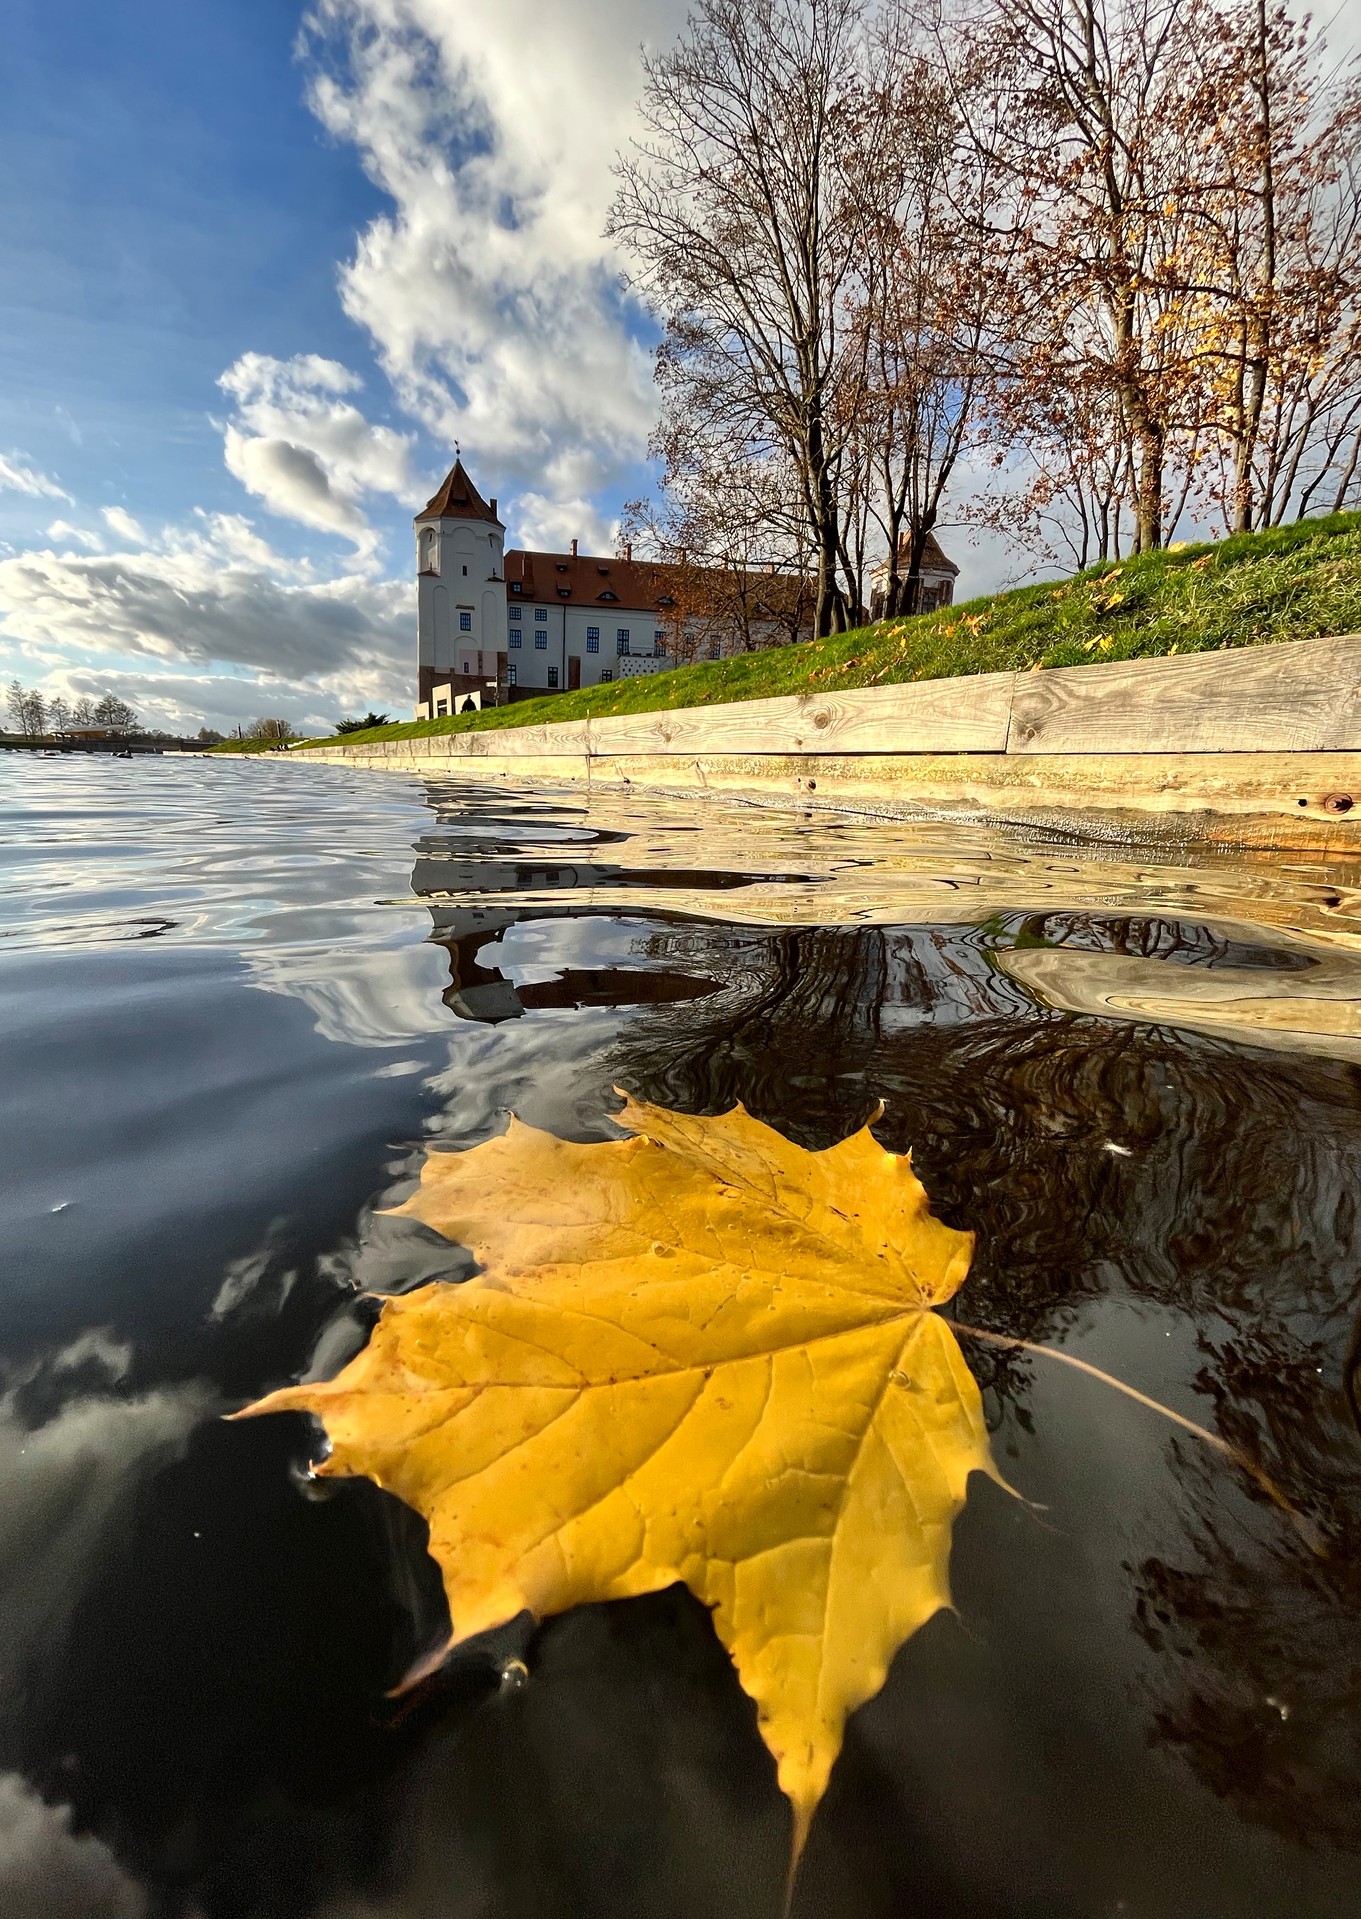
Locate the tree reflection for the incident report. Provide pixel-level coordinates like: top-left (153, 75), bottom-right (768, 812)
top-left (604, 912), bottom-right (1361, 1851)
top-left (408, 845), bottom-right (1361, 1857)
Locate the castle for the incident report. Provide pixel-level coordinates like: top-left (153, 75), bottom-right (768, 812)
top-left (412, 459), bottom-right (957, 716)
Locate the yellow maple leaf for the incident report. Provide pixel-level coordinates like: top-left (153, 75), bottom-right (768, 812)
top-left (239, 1098), bottom-right (998, 1860)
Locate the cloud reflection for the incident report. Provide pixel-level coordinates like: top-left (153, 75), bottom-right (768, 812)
top-left (0, 1774), bottom-right (148, 1919)
top-left (0, 1336), bottom-right (213, 1714)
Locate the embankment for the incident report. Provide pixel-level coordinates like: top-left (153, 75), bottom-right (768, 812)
top-left (289, 632), bottom-right (1361, 850)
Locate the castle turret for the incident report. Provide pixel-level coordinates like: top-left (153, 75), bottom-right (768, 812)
top-left (414, 459), bottom-right (508, 714)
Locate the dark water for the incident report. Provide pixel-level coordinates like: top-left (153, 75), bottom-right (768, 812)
top-left (2, 753), bottom-right (1360, 1919)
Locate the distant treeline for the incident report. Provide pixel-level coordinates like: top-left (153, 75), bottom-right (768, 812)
top-left (2, 680), bottom-right (295, 746)
top-left (6, 681), bottom-right (144, 737)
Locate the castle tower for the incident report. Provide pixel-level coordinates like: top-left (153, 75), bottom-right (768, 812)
top-left (414, 459), bottom-right (508, 713)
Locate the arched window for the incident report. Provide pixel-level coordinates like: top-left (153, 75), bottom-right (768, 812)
top-left (421, 529), bottom-right (439, 574)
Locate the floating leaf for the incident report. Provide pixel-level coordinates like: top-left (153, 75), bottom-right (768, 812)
top-left (240, 1098), bottom-right (998, 1859)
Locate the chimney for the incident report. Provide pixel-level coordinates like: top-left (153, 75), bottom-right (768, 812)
top-left (489, 497), bottom-right (497, 518)
top-left (624, 541), bottom-right (633, 563)
top-left (570, 538), bottom-right (578, 557)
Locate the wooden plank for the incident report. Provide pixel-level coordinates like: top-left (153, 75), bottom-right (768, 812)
top-left (452, 719), bottom-right (593, 757)
top-left (589, 746), bottom-right (1361, 814)
top-left (1001, 947), bottom-right (1361, 1063)
top-left (1008, 632), bottom-right (1361, 754)
top-left (583, 749), bottom-right (1361, 848)
top-left (584, 673), bottom-right (1015, 757)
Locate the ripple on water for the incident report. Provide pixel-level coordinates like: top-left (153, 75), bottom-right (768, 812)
top-left (0, 750), bottom-right (1359, 1918)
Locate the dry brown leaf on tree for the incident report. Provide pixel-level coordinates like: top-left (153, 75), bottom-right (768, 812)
top-left (238, 1096), bottom-right (1000, 1861)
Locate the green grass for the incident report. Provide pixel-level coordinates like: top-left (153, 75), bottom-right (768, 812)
top-left (208, 737), bottom-right (301, 754)
top-left (220, 512), bottom-right (1361, 753)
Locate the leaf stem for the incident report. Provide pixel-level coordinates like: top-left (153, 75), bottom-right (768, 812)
top-left (950, 1320), bottom-right (1320, 1550)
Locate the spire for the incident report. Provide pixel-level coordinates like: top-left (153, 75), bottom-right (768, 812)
top-left (414, 457), bottom-right (504, 527)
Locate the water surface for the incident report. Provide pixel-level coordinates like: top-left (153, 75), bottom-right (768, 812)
top-left (2, 753), bottom-right (1359, 1918)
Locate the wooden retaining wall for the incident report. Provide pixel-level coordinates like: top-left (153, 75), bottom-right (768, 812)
top-left (293, 632), bottom-right (1361, 849)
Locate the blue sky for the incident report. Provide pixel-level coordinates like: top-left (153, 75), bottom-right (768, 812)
top-left (0, 0), bottom-right (672, 732)
top-left (1, 0), bottom-right (1357, 734)
top-left (1, 1), bottom-right (380, 532)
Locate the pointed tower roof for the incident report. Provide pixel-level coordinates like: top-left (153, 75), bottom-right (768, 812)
top-left (414, 458), bottom-right (503, 527)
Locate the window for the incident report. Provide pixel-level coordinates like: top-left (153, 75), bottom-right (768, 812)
top-left (586, 629), bottom-right (599, 653)
top-left (508, 605), bottom-right (521, 622)
top-left (534, 630), bottom-right (547, 649)
top-left (616, 628), bottom-right (630, 654)
top-left (510, 582), bottom-right (521, 593)
top-left (600, 670), bottom-right (613, 683)
top-left (599, 590), bottom-right (618, 601)
top-left (509, 630), bottom-right (522, 648)
top-left (435, 699), bottom-right (448, 716)
top-left (534, 606), bottom-right (547, 622)
top-left (459, 610), bottom-right (472, 631)
top-left (507, 662), bottom-right (518, 685)
top-left (654, 630), bottom-right (665, 644)
top-left (709, 642), bottom-right (721, 660)
top-left (547, 666), bottom-right (559, 688)
top-left (462, 564), bottom-right (468, 576)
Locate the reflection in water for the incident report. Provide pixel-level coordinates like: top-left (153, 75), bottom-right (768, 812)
top-left (1003, 943), bottom-right (1361, 1060)
top-left (428, 907), bottom-right (721, 1023)
top-left (406, 788), bottom-right (1361, 1891)
top-left (1, 753), bottom-right (1360, 1917)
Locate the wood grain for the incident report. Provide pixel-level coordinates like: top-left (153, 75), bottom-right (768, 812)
top-left (305, 631), bottom-right (1361, 774)
top-left (581, 674), bottom-right (1015, 757)
top-left (1007, 632), bottom-right (1361, 753)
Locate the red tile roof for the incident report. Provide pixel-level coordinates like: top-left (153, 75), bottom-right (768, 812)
top-left (414, 459), bottom-right (504, 527)
top-left (870, 532), bottom-right (959, 577)
top-left (504, 547), bottom-right (808, 616)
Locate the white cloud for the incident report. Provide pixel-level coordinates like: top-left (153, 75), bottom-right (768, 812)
top-left (299, 0), bottom-right (665, 505)
top-left (218, 351), bottom-right (416, 559)
top-left (0, 1331), bottom-right (212, 1726)
top-left (101, 506), bottom-right (149, 546)
top-left (46, 520), bottom-right (103, 551)
top-left (513, 491), bottom-right (616, 555)
top-left (2, 1), bottom-right (699, 723)
top-left (0, 511), bottom-right (415, 732)
top-left (249, 939), bottom-right (458, 1046)
top-left (0, 454), bottom-right (71, 503)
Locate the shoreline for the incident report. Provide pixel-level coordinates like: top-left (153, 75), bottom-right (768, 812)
top-left (278, 632), bottom-right (1361, 853)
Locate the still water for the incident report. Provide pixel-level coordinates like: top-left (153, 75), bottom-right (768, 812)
top-left (2, 752), bottom-right (1359, 1918)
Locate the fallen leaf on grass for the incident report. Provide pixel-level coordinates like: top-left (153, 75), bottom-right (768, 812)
top-left (239, 1097), bottom-right (998, 1861)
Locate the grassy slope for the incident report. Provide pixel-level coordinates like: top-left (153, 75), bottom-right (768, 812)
top-left (240, 512), bottom-right (1361, 754)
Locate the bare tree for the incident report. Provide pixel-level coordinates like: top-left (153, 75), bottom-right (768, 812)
top-left (1184, 0), bottom-right (1361, 527)
top-left (5, 682), bottom-right (49, 737)
top-left (246, 717), bottom-right (300, 745)
top-left (940, 0), bottom-right (1220, 553)
top-left (622, 434), bottom-right (816, 659)
top-left (611, 0), bottom-right (884, 636)
top-left (940, 0), bottom-right (1361, 556)
top-left (845, 24), bottom-right (1015, 613)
